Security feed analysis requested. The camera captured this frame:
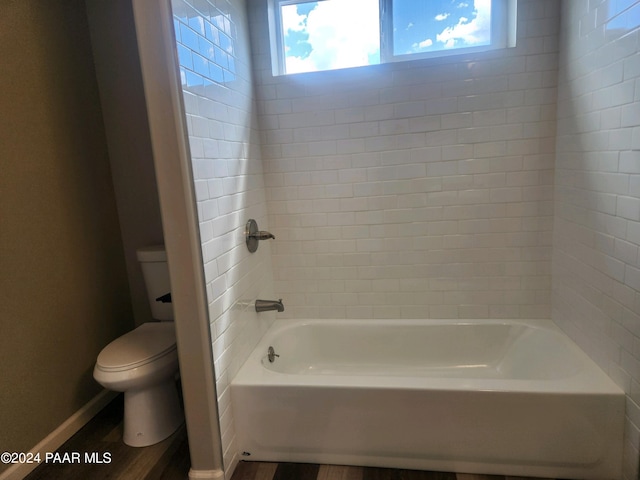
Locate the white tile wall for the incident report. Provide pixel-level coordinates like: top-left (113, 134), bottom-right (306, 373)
top-left (171, 0), bottom-right (275, 474)
top-left (171, 0), bottom-right (640, 476)
top-left (553, 1), bottom-right (640, 478)
top-left (248, 0), bottom-right (559, 320)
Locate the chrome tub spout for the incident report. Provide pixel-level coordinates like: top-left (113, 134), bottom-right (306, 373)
top-left (255, 299), bottom-right (285, 313)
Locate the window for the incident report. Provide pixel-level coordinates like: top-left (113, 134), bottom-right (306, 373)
top-left (269, 0), bottom-right (517, 75)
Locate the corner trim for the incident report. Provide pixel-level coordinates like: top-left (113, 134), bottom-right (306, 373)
top-left (188, 468), bottom-right (226, 479)
top-left (131, 0), bottom-right (224, 475)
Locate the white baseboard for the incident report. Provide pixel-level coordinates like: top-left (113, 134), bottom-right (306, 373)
top-left (0, 389), bottom-right (118, 480)
top-left (188, 468), bottom-right (225, 480)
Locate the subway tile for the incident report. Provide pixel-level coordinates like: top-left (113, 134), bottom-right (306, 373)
top-left (553, 0), bottom-right (640, 477)
top-left (618, 196), bottom-right (640, 221)
top-left (183, 0), bottom-right (637, 475)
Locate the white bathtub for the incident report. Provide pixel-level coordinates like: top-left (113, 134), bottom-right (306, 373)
top-left (231, 319), bottom-right (624, 479)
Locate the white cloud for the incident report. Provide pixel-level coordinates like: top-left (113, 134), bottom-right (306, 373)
top-left (283, 0), bottom-right (380, 74)
top-left (435, 13), bottom-right (450, 21)
top-left (413, 38), bottom-right (434, 50)
top-left (281, 5), bottom-right (306, 32)
top-left (436, 0), bottom-right (491, 48)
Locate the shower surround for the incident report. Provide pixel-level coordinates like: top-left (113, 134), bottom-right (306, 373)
top-left (250, 0), bottom-right (558, 320)
top-left (553, 1), bottom-right (640, 477)
top-left (169, 0), bottom-right (640, 478)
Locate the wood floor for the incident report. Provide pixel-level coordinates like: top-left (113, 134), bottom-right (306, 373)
top-left (229, 462), bottom-right (569, 480)
top-left (26, 394), bottom-right (569, 480)
top-left (25, 394), bottom-right (190, 480)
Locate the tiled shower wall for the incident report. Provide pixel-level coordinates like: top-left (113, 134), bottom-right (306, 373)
top-left (552, 1), bottom-right (640, 478)
top-left (249, 0), bottom-right (560, 320)
top-left (171, 0), bottom-right (275, 471)
top-left (171, 0), bottom-right (640, 477)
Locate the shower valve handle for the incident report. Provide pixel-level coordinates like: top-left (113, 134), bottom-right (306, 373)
top-left (246, 219), bottom-right (274, 253)
top-left (251, 231), bottom-right (275, 241)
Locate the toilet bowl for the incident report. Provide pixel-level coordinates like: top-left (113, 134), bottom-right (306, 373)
top-left (94, 322), bottom-right (183, 447)
top-left (93, 246), bottom-right (183, 447)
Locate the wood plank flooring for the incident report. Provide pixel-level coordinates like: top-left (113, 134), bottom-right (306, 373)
top-left (229, 461), bottom-right (566, 480)
top-left (26, 394), bottom-right (568, 480)
top-left (25, 394), bottom-right (190, 480)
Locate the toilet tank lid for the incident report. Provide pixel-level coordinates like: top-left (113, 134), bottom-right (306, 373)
top-left (136, 245), bottom-right (166, 262)
top-left (97, 322), bottom-right (176, 371)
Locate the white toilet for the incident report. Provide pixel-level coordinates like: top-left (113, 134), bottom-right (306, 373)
top-left (93, 246), bottom-right (183, 447)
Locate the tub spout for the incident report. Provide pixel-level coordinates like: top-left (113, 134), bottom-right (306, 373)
top-left (255, 299), bottom-right (284, 313)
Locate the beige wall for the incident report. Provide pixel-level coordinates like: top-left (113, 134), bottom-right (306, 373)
top-left (85, 0), bottom-right (165, 326)
top-left (0, 0), bottom-right (134, 467)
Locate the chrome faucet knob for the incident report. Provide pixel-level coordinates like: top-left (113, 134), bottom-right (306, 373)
top-left (246, 219), bottom-right (275, 252)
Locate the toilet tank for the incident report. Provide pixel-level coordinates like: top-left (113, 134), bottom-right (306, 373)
top-left (137, 246), bottom-right (173, 321)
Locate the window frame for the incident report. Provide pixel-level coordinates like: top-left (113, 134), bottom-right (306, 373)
top-left (269, 0), bottom-right (517, 76)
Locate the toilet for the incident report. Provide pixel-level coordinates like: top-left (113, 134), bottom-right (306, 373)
top-left (93, 246), bottom-right (183, 447)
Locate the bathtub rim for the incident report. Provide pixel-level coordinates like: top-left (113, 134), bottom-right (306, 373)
top-left (232, 318), bottom-right (623, 396)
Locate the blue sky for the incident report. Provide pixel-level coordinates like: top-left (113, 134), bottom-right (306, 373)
top-left (393, 0), bottom-right (491, 55)
top-left (281, 0), bottom-right (491, 74)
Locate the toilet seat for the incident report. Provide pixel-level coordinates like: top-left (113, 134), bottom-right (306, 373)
top-left (96, 322), bottom-right (176, 372)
